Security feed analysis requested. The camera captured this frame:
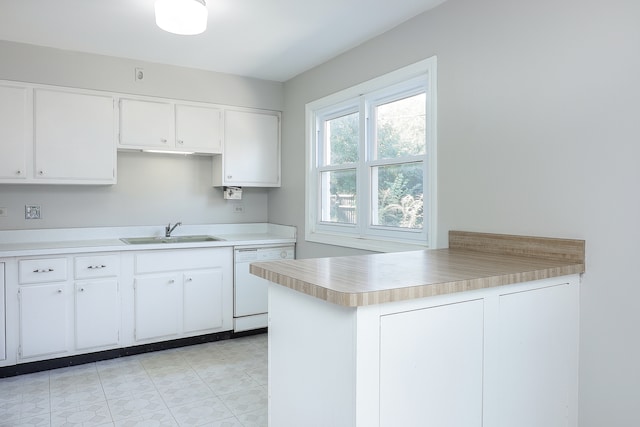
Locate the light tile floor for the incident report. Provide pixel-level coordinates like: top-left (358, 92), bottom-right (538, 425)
top-left (0, 334), bottom-right (268, 427)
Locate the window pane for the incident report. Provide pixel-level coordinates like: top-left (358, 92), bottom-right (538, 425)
top-left (375, 93), bottom-right (426, 159)
top-left (372, 163), bottom-right (423, 229)
top-left (324, 112), bottom-right (359, 165)
top-left (320, 170), bottom-right (357, 224)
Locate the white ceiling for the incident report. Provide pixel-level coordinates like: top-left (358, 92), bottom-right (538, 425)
top-left (0, 0), bottom-right (446, 82)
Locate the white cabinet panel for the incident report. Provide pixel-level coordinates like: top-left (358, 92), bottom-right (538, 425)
top-left (176, 104), bottom-right (222, 153)
top-left (0, 263), bottom-right (5, 361)
top-left (214, 110), bottom-right (280, 187)
top-left (134, 274), bottom-right (181, 341)
top-left (497, 283), bottom-right (577, 427)
top-left (34, 89), bottom-right (115, 182)
top-left (19, 283), bottom-right (69, 359)
top-left (75, 280), bottom-right (119, 350)
top-left (119, 98), bottom-right (173, 149)
top-left (183, 269), bottom-right (223, 333)
top-left (0, 84), bottom-right (29, 180)
top-left (379, 299), bottom-right (484, 427)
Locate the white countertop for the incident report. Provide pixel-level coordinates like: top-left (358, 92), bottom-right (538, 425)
top-left (0, 223), bottom-right (296, 257)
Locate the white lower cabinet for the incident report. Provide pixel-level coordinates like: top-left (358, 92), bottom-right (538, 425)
top-left (19, 283), bottom-right (69, 359)
top-left (0, 263), bottom-right (5, 361)
top-left (495, 283), bottom-right (577, 427)
top-left (75, 279), bottom-right (119, 350)
top-left (3, 246), bottom-right (234, 366)
top-left (74, 254), bottom-right (120, 351)
top-left (183, 269), bottom-right (224, 333)
top-left (15, 254), bottom-right (121, 362)
top-left (379, 299), bottom-right (484, 427)
top-left (269, 276), bottom-right (579, 427)
top-left (131, 248), bottom-right (233, 344)
top-left (135, 273), bottom-right (182, 341)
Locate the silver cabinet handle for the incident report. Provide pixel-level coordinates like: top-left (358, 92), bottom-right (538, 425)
top-left (33, 268), bottom-right (54, 273)
top-left (57, 289), bottom-right (63, 293)
top-left (186, 277), bottom-right (193, 282)
top-left (168, 279), bottom-right (175, 284)
top-left (16, 170), bottom-right (22, 175)
top-left (38, 170), bottom-right (45, 175)
top-left (177, 140), bottom-right (184, 145)
top-left (160, 138), bottom-right (168, 143)
top-left (87, 265), bottom-right (107, 269)
top-left (79, 287), bottom-right (85, 292)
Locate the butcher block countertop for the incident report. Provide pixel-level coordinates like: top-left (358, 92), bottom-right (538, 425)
top-left (250, 231), bottom-right (585, 307)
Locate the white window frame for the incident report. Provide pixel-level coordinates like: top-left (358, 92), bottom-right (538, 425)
top-left (305, 57), bottom-right (437, 252)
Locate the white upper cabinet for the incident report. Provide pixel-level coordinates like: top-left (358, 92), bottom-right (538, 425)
top-left (0, 84), bottom-right (29, 181)
top-left (176, 104), bottom-right (222, 153)
top-left (0, 81), bottom-right (117, 185)
top-left (119, 98), bottom-right (173, 149)
top-left (213, 109), bottom-right (281, 187)
top-left (119, 98), bottom-right (222, 154)
top-left (34, 89), bottom-right (116, 183)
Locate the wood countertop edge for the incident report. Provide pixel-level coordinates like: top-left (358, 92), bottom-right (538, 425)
top-left (250, 231), bottom-right (586, 307)
top-left (250, 261), bottom-right (585, 307)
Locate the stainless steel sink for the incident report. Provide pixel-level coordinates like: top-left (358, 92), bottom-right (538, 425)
top-left (120, 235), bottom-right (225, 245)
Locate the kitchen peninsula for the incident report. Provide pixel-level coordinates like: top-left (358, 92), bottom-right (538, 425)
top-left (251, 231), bottom-right (585, 427)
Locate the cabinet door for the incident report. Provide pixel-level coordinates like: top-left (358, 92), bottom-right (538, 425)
top-left (496, 283), bottom-right (577, 427)
top-left (176, 104), bottom-right (222, 153)
top-left (223, 110), bottom-right (280, 186)
top-left (19, 283), bottom-right (69, 359)
top-left (75, 280), bottom-right (119, 350)
top-left (119, 99), bottom-right (173, 149)
top-left (183, 269), bottom-right (224, 333)
top-left (379, 299), bottom-right (484, 427)
top-left (34, 89), bottom-right (115, 182)
top-left (0, 84), bottom-right (28, 180)
top-left (134, 274), bottom-right (181, 341)
top-left (0, 263), bottom-right (5, 361)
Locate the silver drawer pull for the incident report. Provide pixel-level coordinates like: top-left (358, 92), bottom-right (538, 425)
top-left (87, 265), bottom-right (107, 269)
top-left (79, 287), bottom-right (85, 292)
top-left (57, 289), bottom-right (63, 293)
top-left (33, 268), bottom-right (54, 273)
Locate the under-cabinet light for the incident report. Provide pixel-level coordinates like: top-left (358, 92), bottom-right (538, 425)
top-left (142, 149), bottom-right (195, 155)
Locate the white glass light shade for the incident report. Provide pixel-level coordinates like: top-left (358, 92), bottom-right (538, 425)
top-left (155, 0), bottom-right (208, 35)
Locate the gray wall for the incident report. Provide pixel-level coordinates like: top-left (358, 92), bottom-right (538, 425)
top-left (0, 40), bottom-right (284, 229)
top-left (271, 0), bottom-right (640, 424)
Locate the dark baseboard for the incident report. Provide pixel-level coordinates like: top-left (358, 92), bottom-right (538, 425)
top-left (0, 328), bottom-right (267, 378)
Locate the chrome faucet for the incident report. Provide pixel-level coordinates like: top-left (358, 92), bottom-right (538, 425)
top-left (165, 222), bottom-right (182, 237)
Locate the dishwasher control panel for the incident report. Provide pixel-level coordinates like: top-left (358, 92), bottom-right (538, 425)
top-left (235, 246), bottom-right (294, 263)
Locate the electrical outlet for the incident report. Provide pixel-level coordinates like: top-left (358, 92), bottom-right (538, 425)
top-left (135, 67), bottom-right (144, 83)
top-left (233, 204), bottom-right (245, 214)
top-left (0, 207), bottom-right (7, 217)
top-left (25, 205), bottom-right (41, 220)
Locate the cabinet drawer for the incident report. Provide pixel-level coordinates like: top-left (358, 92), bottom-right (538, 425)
top-left (19, 258), bottom-right (68, 284)
top-left (75, 255), bottom-right (119, 279)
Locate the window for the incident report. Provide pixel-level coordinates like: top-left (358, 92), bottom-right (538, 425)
top-left (306, 57), bottom-right (437, 252)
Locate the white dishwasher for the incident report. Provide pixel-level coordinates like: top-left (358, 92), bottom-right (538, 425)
top-left (234, 246), bottom-right (294, 332)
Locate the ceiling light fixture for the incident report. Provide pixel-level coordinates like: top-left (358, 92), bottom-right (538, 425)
top-left (155, 0), bottom-right (208, 36)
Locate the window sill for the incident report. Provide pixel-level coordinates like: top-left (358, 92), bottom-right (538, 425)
top-left (305, 231), bottom-right (430, 253)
